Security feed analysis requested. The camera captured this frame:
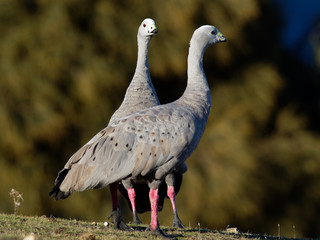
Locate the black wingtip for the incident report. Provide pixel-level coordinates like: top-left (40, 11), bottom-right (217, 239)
top-left (49, 186), bottom-right (63, 200)
top-left (49, 188), bottom-right (70, 200)
top-left (49, 168), bottom-right (70, 200)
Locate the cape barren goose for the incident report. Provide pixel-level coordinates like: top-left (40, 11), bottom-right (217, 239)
top-left (106, 18), bottom-right (159, 229)
top-left (50, 18), bottom-right (158, 229)
top-left (110, 19), bottom-right (185, 228)
top-left (49, 25), bottom-right (226, 238)
top-left (107, 17), bottom-right (185, 229)
top-left (107, 18), bottom-right (185, 228)
top-left (48, 18), bottom-right (158, 229)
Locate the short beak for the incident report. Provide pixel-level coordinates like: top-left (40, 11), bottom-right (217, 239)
top-left (217, 32), bottom-right (226, 42)
top-left (150, 25), bottom-right (158, 34)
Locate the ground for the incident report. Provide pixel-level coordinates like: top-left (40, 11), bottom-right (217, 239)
top-left (0, 213), bottom-right (307, 240)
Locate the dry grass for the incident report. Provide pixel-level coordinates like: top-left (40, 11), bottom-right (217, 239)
top-left (0, 213), bottom-right (307, 240)
top-left (8, 189), bottom-right (24, 216)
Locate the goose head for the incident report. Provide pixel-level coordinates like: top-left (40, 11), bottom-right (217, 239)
top-left (138, 18), bottom-right (158, 38)
top-left (190, 25), bottom-right (226, 50)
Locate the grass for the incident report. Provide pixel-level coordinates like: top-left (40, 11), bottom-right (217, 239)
top-left (0, 213), bottom-right (308, 240)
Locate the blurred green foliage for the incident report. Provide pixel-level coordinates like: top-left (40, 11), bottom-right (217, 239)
top-left (0, 0), bottom-right (319, 238)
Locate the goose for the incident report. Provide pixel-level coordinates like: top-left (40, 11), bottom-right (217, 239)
top-left (50, 18), bottom-right (158, 230)
top-left (49, 25), bottom-right (226, 238)
top-left (106, 18), bottom-right (185, 229)
top-left (106, 18), bottom-right (159, 229)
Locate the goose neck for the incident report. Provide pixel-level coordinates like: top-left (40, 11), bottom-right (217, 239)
top-left (187, 42), bottom-right (205, 80)
top-left (136, 36), bottom-right (151, 73)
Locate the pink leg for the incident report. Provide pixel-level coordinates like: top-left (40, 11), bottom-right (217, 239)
top-left (167, 185), bottom-right (185, 228)
top-left (127, 188), bottom-right (136, 213)
top-left (167, 186), bottom-right (176, 212)
top-left (149, 188), bottom-right (159, 230)
top-left (110, 182), bottom-right (119, 210)
top-left (127, 187), bottom-right (142, 224)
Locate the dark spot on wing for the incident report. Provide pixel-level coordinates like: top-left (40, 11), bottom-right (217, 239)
top-left (91, 144), bottom-right (98, 157)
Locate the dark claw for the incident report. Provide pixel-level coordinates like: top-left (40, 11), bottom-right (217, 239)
top-left (117, 219), bottom-right (132, 231)
top-left (172, 214), bottom-right (185, 228)
top-left (132, 214), bottom-right (142, 225)
top-left (108, 209), bottom-right (131, 231)
top-left (149, 226), bottom-right (180, 239)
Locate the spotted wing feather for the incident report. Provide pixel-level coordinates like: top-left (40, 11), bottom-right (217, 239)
top-left (54, 103), bottom-right (198, 198)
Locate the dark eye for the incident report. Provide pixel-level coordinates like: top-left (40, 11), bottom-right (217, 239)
top-left (143, 24), bottom-right (146, 27)
top-left (211, 30), bottom-right (215, 35)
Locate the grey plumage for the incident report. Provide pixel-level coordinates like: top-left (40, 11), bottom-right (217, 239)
top-left (50, 18), bottom-right (158, 227)
top-left (50, 25), bottom-right (226, 237)
top-left (54, 101), bottom-right (204, 196)
top-left (108, 18), bottom-right (159, 124)
top-left (53, 17), bottom-right (184, 227)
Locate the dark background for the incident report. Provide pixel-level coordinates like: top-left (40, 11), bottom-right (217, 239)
top-left (1, 0), bottom-right (320, 238)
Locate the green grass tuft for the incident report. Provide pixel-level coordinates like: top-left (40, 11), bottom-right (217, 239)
top-left (0, 213), bottom-right (306, 240)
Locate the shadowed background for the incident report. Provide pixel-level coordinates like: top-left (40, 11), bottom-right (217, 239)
top-left (0, 0), bottom-right (320, 238)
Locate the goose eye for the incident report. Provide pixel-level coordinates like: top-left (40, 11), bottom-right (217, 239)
top-left (211, 30), bottom-right (215, 35)
top-left (143, 24), bottom-right (146, 27)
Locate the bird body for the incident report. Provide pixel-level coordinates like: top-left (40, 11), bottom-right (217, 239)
top-left (54, 93), bottom-right (209, 198)
top-left (104, 19), bottom-right (185, 227)
top-left (50, 18), bottom-right (159, 229)
top-left (50, 24), bottom-right (226, 237)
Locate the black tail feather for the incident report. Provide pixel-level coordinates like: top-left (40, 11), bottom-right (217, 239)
top-left (49, 168), bottom-right (70, 200)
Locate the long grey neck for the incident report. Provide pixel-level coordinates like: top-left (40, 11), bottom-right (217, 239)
top-left (133, 35), bottom-right (152, 81)
top-left (108, 34), bottom-right (159, 123)
top-left (181, 41), bottom-right (211, 110)
top-left (187, 41), bottom-right (209, 88)
top-left (124, 34), bottom-right (159, 104)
